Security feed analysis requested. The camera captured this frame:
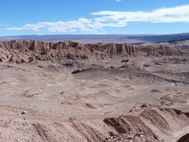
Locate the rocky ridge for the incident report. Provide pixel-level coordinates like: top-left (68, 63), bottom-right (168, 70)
top-left (0, 40), bottom-right (189, 64)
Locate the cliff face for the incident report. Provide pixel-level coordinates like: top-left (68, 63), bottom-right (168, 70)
top-left (0, 40), bottom-right (188, 64)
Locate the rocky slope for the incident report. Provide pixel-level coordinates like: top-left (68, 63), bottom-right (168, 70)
top-left (0, 40), bottom-right (189, 64)
top-left (0, 105), bottom-right (188, 142)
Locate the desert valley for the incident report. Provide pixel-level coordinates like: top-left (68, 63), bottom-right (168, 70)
top-left (0, 39), bottom-right (188, 142)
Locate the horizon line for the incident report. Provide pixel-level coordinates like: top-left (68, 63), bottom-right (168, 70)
top-left (1, 32), bottom-right (189, 37)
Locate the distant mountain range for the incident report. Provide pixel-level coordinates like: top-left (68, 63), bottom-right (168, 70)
top-left (1, 33), bottom-right (189, 43)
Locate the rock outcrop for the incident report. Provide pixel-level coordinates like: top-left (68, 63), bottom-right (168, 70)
top-left (2, 106), bottom-right (188, 142)
top-left (0, 40), bottom-right (189, 64)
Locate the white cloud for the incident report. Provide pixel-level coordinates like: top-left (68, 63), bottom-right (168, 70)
top-left (92, 4), bottom-right (189, 23)
top-left (6, 17), bottom-right (125, 33)
top-left (6, 4), bottom-right (189, 33)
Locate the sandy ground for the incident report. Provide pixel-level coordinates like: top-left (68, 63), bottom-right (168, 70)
top-left (0, 54), bottom-right (189, 141)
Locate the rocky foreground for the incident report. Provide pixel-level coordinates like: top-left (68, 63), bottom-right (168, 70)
top-left (0, 40), bottom-right (189, 142)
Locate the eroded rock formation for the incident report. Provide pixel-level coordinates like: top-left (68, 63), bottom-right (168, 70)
top-left (0, 40), bottom-right (189, 64)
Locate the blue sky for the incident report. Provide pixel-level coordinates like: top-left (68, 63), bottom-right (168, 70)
top-left (0, 0), bottom-right (189, 35)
